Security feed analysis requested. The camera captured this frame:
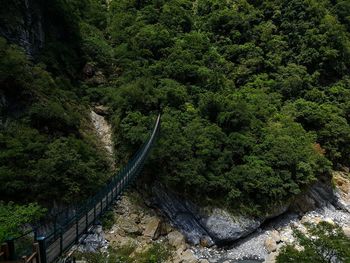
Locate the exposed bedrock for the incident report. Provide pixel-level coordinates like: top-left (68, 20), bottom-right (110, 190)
top-left (0, 0), bottom-right (44, 58)
top-left (151, 174), bottom-right (345, 247)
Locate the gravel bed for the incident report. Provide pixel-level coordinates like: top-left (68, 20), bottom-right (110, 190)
top-left (193, 204), bottom-right (350, 263)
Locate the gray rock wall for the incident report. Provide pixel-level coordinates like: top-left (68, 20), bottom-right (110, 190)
top-left (0, 0), bottom-right (44, 58)
top-left (151, 175), bottom-right (341, 247)
top-left (152, 184), bottom-right (267, 246)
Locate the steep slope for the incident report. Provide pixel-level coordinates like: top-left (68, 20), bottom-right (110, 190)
top-left (0, 0), bottom-right (112, 207)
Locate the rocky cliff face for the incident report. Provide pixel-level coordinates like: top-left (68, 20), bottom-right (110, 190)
top-left (151, 173), bottom-right (348, 249)
top-left (151, 184), bottom-right (287, 247)
top-left (0, 0), bottom-right (44, 58)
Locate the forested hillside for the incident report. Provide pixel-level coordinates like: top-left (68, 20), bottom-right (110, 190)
top-left (97, 0), bottom-right (350, 213)
top-left (0, 0), bottom-right (112, 211)
top-left (1, 0), bottom-right (350, 241)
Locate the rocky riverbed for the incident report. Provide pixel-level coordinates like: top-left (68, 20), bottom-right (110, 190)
top-left (101, 171), bottom-right (350, 262)
top-left (72, 171), bottom-right (349, 263)
top-left (193, 171), bottom-right (350, 262)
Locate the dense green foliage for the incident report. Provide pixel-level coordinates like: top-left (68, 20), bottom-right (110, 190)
top-left (0, 202), bottom-right (46, 242)
top-left (81, 0), bottom-right (350, 212)
top-left (0, 38), bottom-right (111, 204)
top-left (0, 0), bottom-right (112, 206)
top-left (101, 210), bottom-right (116, 230)
top-left (277, 222), bottom-right (350, 263)
top-left (1, 0), bottom-right (350, 226)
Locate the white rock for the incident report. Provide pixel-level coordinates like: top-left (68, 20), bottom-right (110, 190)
top-left (264, 251), bottom-right (277, 263)
top-left (264, 237), bottom-right (277, 253)
top-left (343, 227), bottom-right (350, 238)
top-left (270, 230), bottom-right (281, 243)
top-left (323, 218), bottom-right (335, 225)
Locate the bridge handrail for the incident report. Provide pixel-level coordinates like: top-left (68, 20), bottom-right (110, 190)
top-left (7, 114), bottom-right (161, 263)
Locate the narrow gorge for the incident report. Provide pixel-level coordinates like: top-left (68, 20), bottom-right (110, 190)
top-left (1, 0), bottom-right (350, 263)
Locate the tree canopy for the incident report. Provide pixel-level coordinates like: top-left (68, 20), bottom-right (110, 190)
top-left (1, 0), bottom-right (350, 218)
top-left (88, 0), bottom-right (350, 212)
top-left (277, 222), bottom-right (350, 263)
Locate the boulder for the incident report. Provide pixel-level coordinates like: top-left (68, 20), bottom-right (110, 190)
top-left (323, 218), bottom-right (335, 225)
top-left (118, 218), bottom-right (140, 235)
top-left (264, 251), bottom-right (277, 263)
top-left (94, 105), bottom-right (110, 116)
top-left (200, 236), bottom-right (212, 247)
top-left (143, 216), bottom-right (161, 239)
top-left (264, 237), bottom-right (277, 253)
top-left (301, 215), bottom-right (322, 225)
top-left (167, 231), bottom-right (186, 251)
top-left (201, 209), bottom-right (261, 243)
top-left (158, 221), bottom-right (173, 236)
top-left (270, 230), bottom-right (281, 243)
top-left (343, 227), bottom-right (350, 238)
top-left (280, 228), bottom-right (294, 244)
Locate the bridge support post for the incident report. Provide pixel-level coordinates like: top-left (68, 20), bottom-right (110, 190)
top-left (37, 237), bottom-right (47, 263)
top-left (6, 239), bottom-right (15, 261)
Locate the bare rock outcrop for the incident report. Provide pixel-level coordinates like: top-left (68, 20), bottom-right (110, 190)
top-left (152, 184), bottom-right (287, 246)
top-left (90, 109), bottom-right (114, 167)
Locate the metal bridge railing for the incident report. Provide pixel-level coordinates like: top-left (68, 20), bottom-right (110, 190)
top-left (4, 114), bottom-right (160, 263)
